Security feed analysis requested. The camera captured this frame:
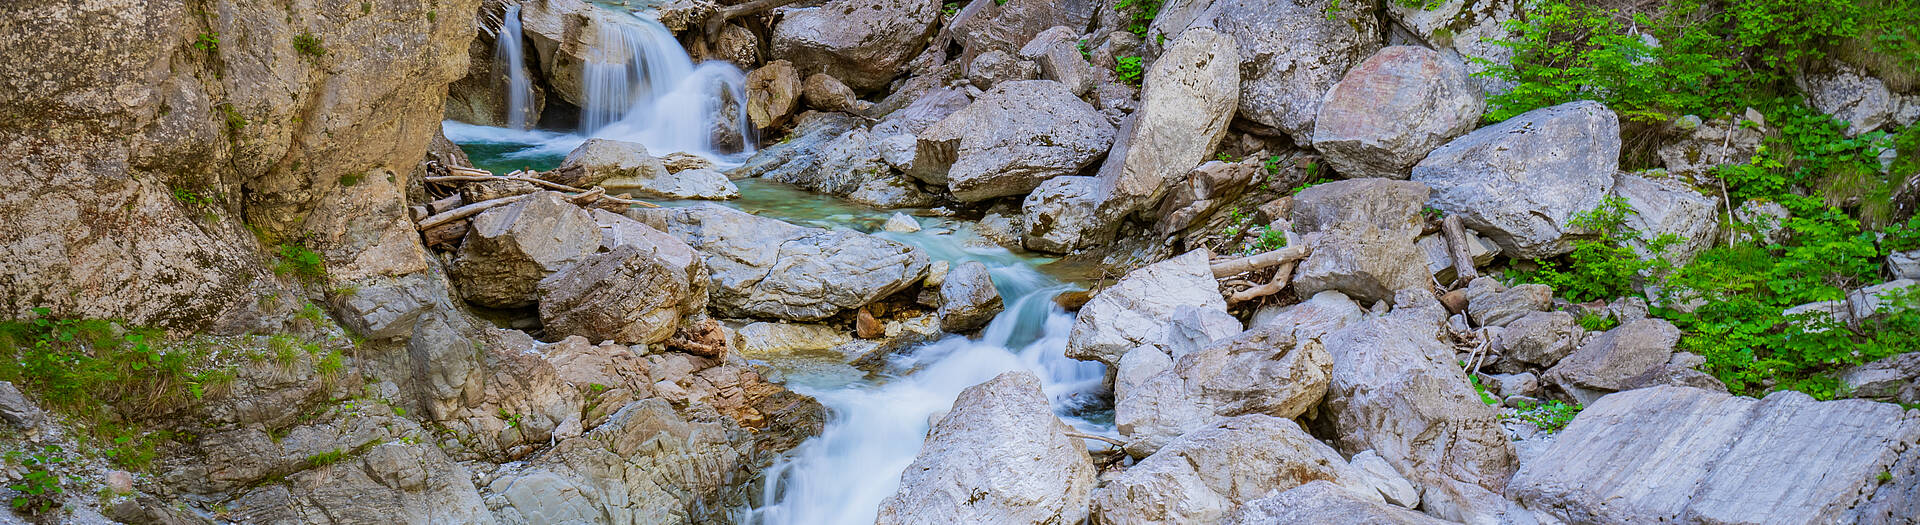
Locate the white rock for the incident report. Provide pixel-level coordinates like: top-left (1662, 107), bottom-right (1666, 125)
top-left (876, 371), bottom-right (1096, 525)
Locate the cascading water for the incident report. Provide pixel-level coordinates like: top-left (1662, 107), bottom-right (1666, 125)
top-left (493, 4), bottom-right (534, 130)
top-left (738, 231), bottom-right (1111, 525)
top-left (579, 13), bottom-right (756, 157)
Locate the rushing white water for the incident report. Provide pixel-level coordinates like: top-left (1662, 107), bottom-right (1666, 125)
top-left (738, 231), bottom-right (1111, 525)
top-left (493, 4), bottom-right (534, 130)
top-left (579, 13), bottom-right (755, 156)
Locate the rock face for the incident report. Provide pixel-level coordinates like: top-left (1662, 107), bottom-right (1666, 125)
top-left (1289, 179), bottom-right (1433, 304)
top-left (965, 50), bottom-right (1040, 89)
top-left (1385, 0), bottom-right (1524, 96)
top-left (1614, 172), bottom-right (1719, 265)
top-left (1322, 307), bottom-right (1517, 524)
top-left (1224, 481), bottom-right (1451, 525)
top-left (1020, 26), bottom-right (1096, 97)
top-left (1066, 250), bottom-right (1228, 366)
top-left (1185, 0), bottom-right (1382, 140)
top-left (1091, 415), bottom-right (1379, 525)
top-left (918, 80), bottom-right (1115, 201)
top-left (876, 371), bottom-right (1096, 525)
top-left (1412, 100), bottom-right (1621, 258)
top-left (452, 192), bottom-right (603, 308)
top-left (1797, 64), bottom-right (1895, 137)
top-left (1509, 386), bottom-right (1920, 524)
top-left (1116, 325), bottom-right (1333, 457)
top-left (1465, 277), bottom-right (1552, 327)
top-left (1312, 46), bottom-right (1483, 179)
top-left (938, 261), bottom-right (1004, 332)
top-left (640, 205), bottom-right (930, 321)
top-left (1101, 27), bottom-right (1242, 215)
top-left (537, 218), bottom-right (708, 345)
top-left (1500, 311), bottom-right (1580, 368)
top-left (772, 0), bottom-right (940, 92)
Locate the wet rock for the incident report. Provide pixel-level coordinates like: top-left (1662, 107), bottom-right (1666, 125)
top-left (1322, 309), bottom-right (1516, 524)
top-left (883, 212), bottom-right (921, 233)
top-left (1065, 250), bottom-right (1227, 366)
top-left (1180, 0), bottom-right (1382, 139)
top-left (1020, 26), bottom-right (1095, 97)
top-left (1116, 325), bottom-right (1333, 457)
top-left (848, 175), bottom-right (937, 209)
top-left (1092, 415), bottom-right (1380, 524)
top-left (1224, 480), bottom-right (1449, 525)
top-left (919, 80), bottom-right (1114, 202)
top-left (1543, 319), bottom-right (1681, 403)
top-left (1797, 64), bottom-right (1894, 137)
top-left (1465, 277), bottom-right (1552, 327)
top-left (1100, 27), bottom-right (1242, 218)
top-left (641, 204), bottom-right (929, 321)
top-left (774, 128), bottom-right (891, 196)
top-left (730, 112), bottom-right (859, 181)
top-left (452, 192), bottom-right (603, 308)
top-left (965, 50), bottom-right (1039, 90)
top-left (1020, 176), bottom-right (1107, 253)
top-left (876, 371), bottom-right (1095, 525)
top-left (1614, 171), bottom-right (1720, 265)
top-left (1312, 46), bottom-right (1483, 178)
top-left (746, 60), bottom-right (804, 130)
top-left (538, 237), bottom-right (709, 346)
top-left (1509, 386), bottom-right (1920, 524)
top-left (1500, 311), bottom-right (1579, 368)
top-left (1413, 100), bottom-right (1621, 258)
top-left (773, 0), bottom-right (938, 92)
top-left (803, 73), bottom-right (868, 114)
top-left (938, 261), bottom-right (1003, 333)
top-left (1288, 179), bottom-right (1432, 305)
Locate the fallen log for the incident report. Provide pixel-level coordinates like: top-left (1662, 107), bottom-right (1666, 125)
top-left (1441, 215), bottom-right (1479, 285)
top-left (424, 175), bottom-right (661, 208)
top-left (415, 193), bottom-right (534, 231)
top-left (1227, 261), bottom-right (1298, 304)
top-left (1210, 243), bottom-right (1311, 278)
top-left (704, 0), bottom-right (806, 39)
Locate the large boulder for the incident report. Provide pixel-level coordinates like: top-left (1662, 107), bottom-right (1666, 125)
top-left (1065, 250), bottom-right (1229, 366)
top-left (1021, 176), bottom-right (1108, 254)
top-left (1116, 325), bottom-right (1333, 457)
top-left (1543, 319), bottom-right (1679, 396)
top-left (1613, 171), bottom-right (1721, 265)
top-left (1289, 179), bottom-right (1433, 304)
top-left (1091, 415), bottom-right (1379, 524)
top-left (729, 112), bottom-right (859, 181)
top-left (1412, 100), bottom-right (1621, 258)
top-left (947, 0), bottom-right (1098, 64)
top-left (938, 261), bottom-right (1003, 333)
top-left (1499, 310), bottom-right (1580, 368)
top-left (1841, 352), bottom-right (1920, 404)
top-left (1322, 306), bottom-right (1517, 524)
top-left (1184, 0), bottom-right (1382, 140)
top-left (1508, 386), bottom-right (1920, 524)
top-left (557, 139), bottom-right (660, 189)
top-left (1384, 0), bottom-right (1525, 97)
top-left (537, 214), bottom-right (708, 346)
top-left (771, 0), bottom-right (940, 92)
top-left (745, 60), bottom-right (804, 130)
top-left (1464, 277), bottom-right (1552, 327)
top-left (451, 192), bottom-right (603, 308)
top-left (1312, 46), bottom-right (1483, 179)
top-left (638, 205), bottom-right (929, 321)
top-left (876, 371), bottom-right (1096, 525)
top-left (1797, 64), bottom-right (1895, 137)
top-left (1252, 289), bottom-right (1366, 341)
top-left (1224, 481), bottom-right (1453, 525)
top-left (1099, 27), bottom-right (1242, 214)
top-left (917, 80), bottom-right (1114, 202)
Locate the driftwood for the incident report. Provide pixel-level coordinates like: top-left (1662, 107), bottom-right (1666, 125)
top-left (1210, 244), bottom-right (1311, 278)
top-left (1227, 261), bottom-right (1298, 304)
top-left (1441, 215), bottom-right (1478, 285)
top-left (704, 0), bottom-right (806, 38)
top-left (415, 193), bottom-right (536, 231)
top-left (1064, 431), bottom-right (1126, 448)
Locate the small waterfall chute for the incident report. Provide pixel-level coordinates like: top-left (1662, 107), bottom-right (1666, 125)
top-left (493, 3), bottom-right (534, 130)
top-left (579, 13), bottom-right (756, 159)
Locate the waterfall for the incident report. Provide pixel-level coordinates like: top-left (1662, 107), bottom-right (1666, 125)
top-left (738, 244), bottom-right (1111, 525)
top-left (493, 4), bottom-right (534, 130)
top-left (580, 13), bottom-right (756, 157)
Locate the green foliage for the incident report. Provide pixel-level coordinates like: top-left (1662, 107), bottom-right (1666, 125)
top-left (339, 173), bottom-right (362, 187)
top-left (1509, 196), bottom-right (1675, 303)
top-left (1114, 55), bottom-right (1144, 86)
top-left (193, 32), bottom-right (220, 54)
top-left (1393, 0), bottom-right (1446, 8)
top-left (1247, 226), bottom-right (1287, 254)
top-left (1506, 400), bottom-right (1582, 433)
top-left (1467, 374), bottom-right (1498, 405)
top-left (1480, 0), bottom-right (1744, 124)
top-left (306, 448), bottom-right (347, 467)
top-left (6, 447), bottom-right (63, 516)
top-left (426, 9), bottom-right (436, 22)
top-left (1323, 0), bottom-right (1343, 20)
top-left (1577, 311), bottom-right (1620, 331)
top-left (292, 32), bottom-right (327, 61)
top-left (273, 243), bottom-right (326, 284)
top-left (218, 104), bottom-right (247, 136)
top-left (360, 1), bottom-right (371, 14)
top-left (941, 1), bottom-right (959, 16)
top-left (1112, 0), bottom-right (1163, 38)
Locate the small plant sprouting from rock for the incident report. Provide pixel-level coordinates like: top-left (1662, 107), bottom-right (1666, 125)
top-left (6, 446), bottom-right (64, 516)
top-left (1114, 55), bottom-right (1144, 86)
top-left (1112, 0), bottom-right (1162, 39)
top-left (1468, 373), bottom-right (1499, 406)
top-left (218, 104), bottom-right (247, 136)
top-left (292, 32), bottom-right (327, 61)
top-left (273, 243), bottom-right (327, 284)
top-left (306, 448), bottom-right (347, 468)
top-left (339, 173), bottom-right (362, 187)
top-left (360, 1), bottom-right (371, 14)
top-left (193, 31), bottom-right (220, 54)
top-left (1505, 400), bottom-right (1582, 434)
top-left (941, 1), bottom-right (959, 16)
top-left (426, 9), bottom-right (436, 23)
top-left (1577, 311), bottom-right (1620, 331)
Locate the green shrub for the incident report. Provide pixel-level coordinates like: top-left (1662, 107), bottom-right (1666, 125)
top-left (1509, 196), bottom-right (1675, 303)
top-left (274, 243), bottom-right (326, 284)
top-left (1113, 0), bottom-right (1163, 38)
top-left (193, 31), bottom-right (220, 54)
top-left (1115, 55), bottom-right (1144, 86)
top-left (1506, 400), bottom-right (1581, 433)
top-left (292, 32), bottom-right (326, 61)
top-left (6, 447), bottom-right (63, 516)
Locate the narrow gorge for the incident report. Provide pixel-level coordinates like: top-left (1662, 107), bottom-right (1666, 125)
top-left (2, 0), bottom-right (1919, 524)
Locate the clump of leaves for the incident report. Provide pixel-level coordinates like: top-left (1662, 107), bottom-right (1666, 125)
top-left (193, 31), bottom-right (220, 54)
top-left (1115, 55), bottom-right (1144, 86)
top-left (273, 243), bottom-right (326, 284)
top-left (1113, 0), bottom-right (1163, 38)
top-left (1509, 196), bottom-right (1676, 303)
top-left (306, 448), bottom-right (347, 467)
top-left (1577, 311), bottom-right (1621, 332)
top-left (1506, 400), bottom-right (1582, 434)
top-left (292, 32), bottom-right (326, 61)
top-left (6, 447), bottom-right (63, 516)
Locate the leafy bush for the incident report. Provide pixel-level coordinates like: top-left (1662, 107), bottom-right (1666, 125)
top-left (1113, 0), bottom-right (1163, 38)
top-left (6, 447), bottom-right (63, 516)
top-left (274, 243), bottom-right (327, 284)
top-left (1505, 400), bottom-right (1582, 433)
top-left (1509, 196), bottom-right (1676, 303)
top-left (1114, 55), bottom-right (1144, 86)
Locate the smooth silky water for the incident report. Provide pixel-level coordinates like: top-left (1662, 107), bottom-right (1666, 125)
top-left (449, 8), bottom-right (1112, 523)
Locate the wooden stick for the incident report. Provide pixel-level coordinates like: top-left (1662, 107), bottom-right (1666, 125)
top-left (1210, 244), bottom-right (1311, 278)
top-left (416, 193), bottom-right (533, 231)
top-left (705, 0), bottom-right (806, 38)
top-left (1064, 431), bottom-right (1127, 448)
top-left (1228, 261), bottom-right (1297, 304)
top-left (1441, 215), bottom-right (1479, 285)
top-left (424, 175), bottom-right (661, 208)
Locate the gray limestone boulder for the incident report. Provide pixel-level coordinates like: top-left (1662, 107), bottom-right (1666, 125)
top-left (537, 231), bottom-right (709, 346)
top-left (1312, 46), bottom-right (1484, 179)
top-left (876, 371), bottom-right (1096, 525)
top-left (1091, 415), bottom-right (1380, 525)
top-left (771, 0), bottom-right (940, 92)
top-left (918, 80), bottom-right (1114, 202)
top-left (1797, 64), bottom-right (1895, 137)
top-left (1224, 481), bottom-right (1450, 525)
top-left (1099, 27), bottom-right (1242, 216)
top-left (1251, 290), bottom-right (1367, 342)
top-left (1412, 100), bottom-right (1621, 258)
top-left (1508, 386), bottom-right (1920, 524)
top-left (1500, 310), bottom-right (1580, 368)
top-left (1465, 277), bottom-right (1552, 328)
top-left (1288, 179), bottom-right (1433, 305)
top-left (1065, 250), bottom-right (1228, 366)
top-left (938, 261), bottom-right (1004, 333)
top-left (640, 205), bottom-right (929, 321)
top-left (1841, 352), bottom-right (1920, 404)
top-left (558, 138), bottom-right (669, 190)
top-left (1116, 325), bottom-right (1333, 457)
top-left (1182, 0), bottom-right (1382, 139)
top-left (965, 50), bottom-right (1039, 90)
top-left (947, 0), bottom-right (1098, 64)
top-left (1544, 318), bottom-right (1680, 396)
top-left (1020, 26), bottom-right (1096, 97)
top-left (1614, 171), bottom-right (1720, 265)
top-left (451, 191), bottom-right (603, 308)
